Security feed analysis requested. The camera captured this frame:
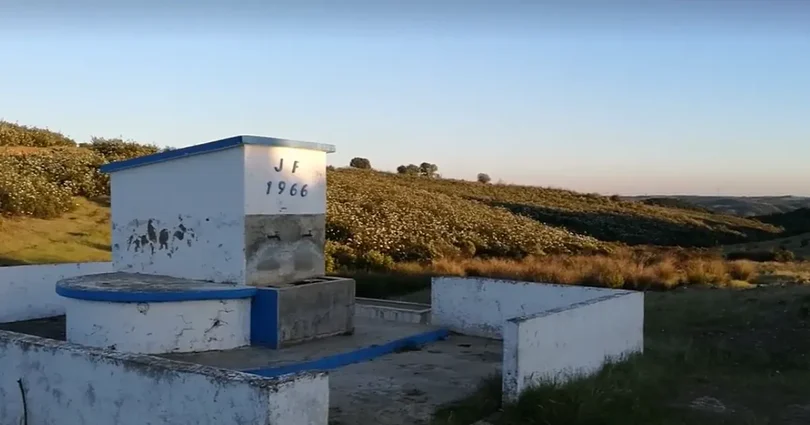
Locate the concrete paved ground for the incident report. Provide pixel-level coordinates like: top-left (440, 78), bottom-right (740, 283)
top-left (327, 334), bottom-right (502, 425)
top-left (163, 318), bottom-right (503, 425)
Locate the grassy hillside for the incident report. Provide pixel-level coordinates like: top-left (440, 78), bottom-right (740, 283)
top-left (627, 195), bottom-right (810, 217)
top-left (0, 197), bottom-right (110, 266)
top-left (724, 232), bottom-right (810, 261)
top-left (348, 170), bottom-right (782, 247)
top-left (2, 120), bottom-right (808, 290)
top-left (756, 208), bottom-right (810, 237)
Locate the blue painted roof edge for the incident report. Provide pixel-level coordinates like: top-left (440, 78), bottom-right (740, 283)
top-left (99, 135), bottom-right (336, 174)
top-left (55, 284), bottom-right (258, 303)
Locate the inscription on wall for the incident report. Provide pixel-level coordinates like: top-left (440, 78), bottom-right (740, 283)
top-left (264, 158), bottom-right (308, 198)
top-left (244, 145), bottom-right (327, 215)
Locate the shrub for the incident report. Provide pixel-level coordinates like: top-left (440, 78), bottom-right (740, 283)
top-left (477, 173), bottom-right (491, 184)
top-left (397, 164), bottom-right (420, 175)
top-left (349, 157), bottom-right (372, 170)
top-left (2, 148), bottom-right (108, 198)
top-left (0, 137), bottom-right (163, 218)
top-left (419, 162), bottom-right (438, 178)
top-left (582, 259), bottom-right (625, 288)
top-left (357, 250), bottom-right (395, 271)
top-left (683, 259), bottom-right (728, 285)
top-left (0, 121), bottom-right (76, 147)
top-left (79, 137), bottom-right (160, 162)
top-left (774, 248), bottom-right (796, 262)
top-left (728, 260), bottom-right (758, 281)
top-left (0, 167), bottom-right (74, 217)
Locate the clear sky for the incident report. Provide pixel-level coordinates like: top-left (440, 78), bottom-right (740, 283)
top-left (1, 1), bottom-right (809, 196)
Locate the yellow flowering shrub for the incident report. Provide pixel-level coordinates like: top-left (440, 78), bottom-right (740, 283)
top-left (0, 121), bottom-right (76, 147)
top-left (0, 165), bottom-right (74, 218)
top-left (79, 137), bottom-right (161, 162)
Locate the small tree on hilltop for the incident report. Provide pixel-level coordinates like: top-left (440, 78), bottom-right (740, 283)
top-left (397, 164), bottom-right (421, 175)
top-left (477, 173), bottom-right (491, 184)
top-left (349, 157), bottom-right (372, 169)
top-left (419, 162), bottom-right (438, 178)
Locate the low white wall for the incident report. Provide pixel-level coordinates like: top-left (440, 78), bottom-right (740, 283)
top-left (431, 277), bottom-right (624, 338)
top-left (354, 298), bottom-right (431, 324)
top-left (502, 291), bottom-right (644, 402)
top-left (64, 298), bottom-right (252, 354)
top-left (0, 262), bottom-right (113, 323)
top-left (0, 329), bottom-right (329, 425)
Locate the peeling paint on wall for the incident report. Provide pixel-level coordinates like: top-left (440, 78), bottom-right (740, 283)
top-left (113, 214), bottom-right (244, 284)
top-left (124, 217), bottom-right (198, 257)
top-left (110, 146), bottom-right (245, 284)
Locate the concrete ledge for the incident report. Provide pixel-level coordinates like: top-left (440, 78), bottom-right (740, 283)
top-left (56, 272), bottom-right (257, 302)
top-left (244, 327), bottom-right (450, 378)
top-left (0, 329), bottom-right (329, 425)
top-left (502, 291), bottom-right (644, 402)
top-left (0, 262), bottom-right (113, 323)
top-left (355, 297), bottom-right (431, 324)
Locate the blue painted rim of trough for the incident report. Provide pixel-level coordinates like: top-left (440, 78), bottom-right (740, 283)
top-left (243, 328), bottom-right (451, 378)
top-left (55, 284), bottom-right (258, 303)
top-left (99, 135), bottom-right (337, 173)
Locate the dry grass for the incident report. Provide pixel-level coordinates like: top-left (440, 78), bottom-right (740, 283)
top-left (384, 248), bottom-right (810, 290)
top-left (0, 197), bottom-right (110, 265)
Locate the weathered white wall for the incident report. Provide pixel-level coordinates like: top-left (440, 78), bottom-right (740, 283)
top-left (243, 144), bottom-right (327, 215)
top-left (64, 298), bottom-right (251, 354)
top-left (502, 292), bottom-right (644, 402)
top-left (110, 147), bottom-right (245, 284)
top-left (0, 330), bottom-right (330, 425)
top-left (431, 277), bottom-right (625, 338)
top-left (0, 262), bottom-right (113, 323)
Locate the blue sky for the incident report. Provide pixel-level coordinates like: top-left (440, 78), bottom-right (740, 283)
top-left (1, 1), bottom-right (809, 196)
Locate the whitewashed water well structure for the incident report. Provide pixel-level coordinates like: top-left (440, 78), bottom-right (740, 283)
top-left (0, 134), bottom-right (645, 425)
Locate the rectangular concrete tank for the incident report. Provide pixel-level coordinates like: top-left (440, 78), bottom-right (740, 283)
top-left (101, 135), bottom-right (336, 287)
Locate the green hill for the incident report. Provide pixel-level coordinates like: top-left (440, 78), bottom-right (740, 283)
top-left (0, 120), bottom-right (792, 272)
top-left (626, 195), bottom-right (810, 217)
